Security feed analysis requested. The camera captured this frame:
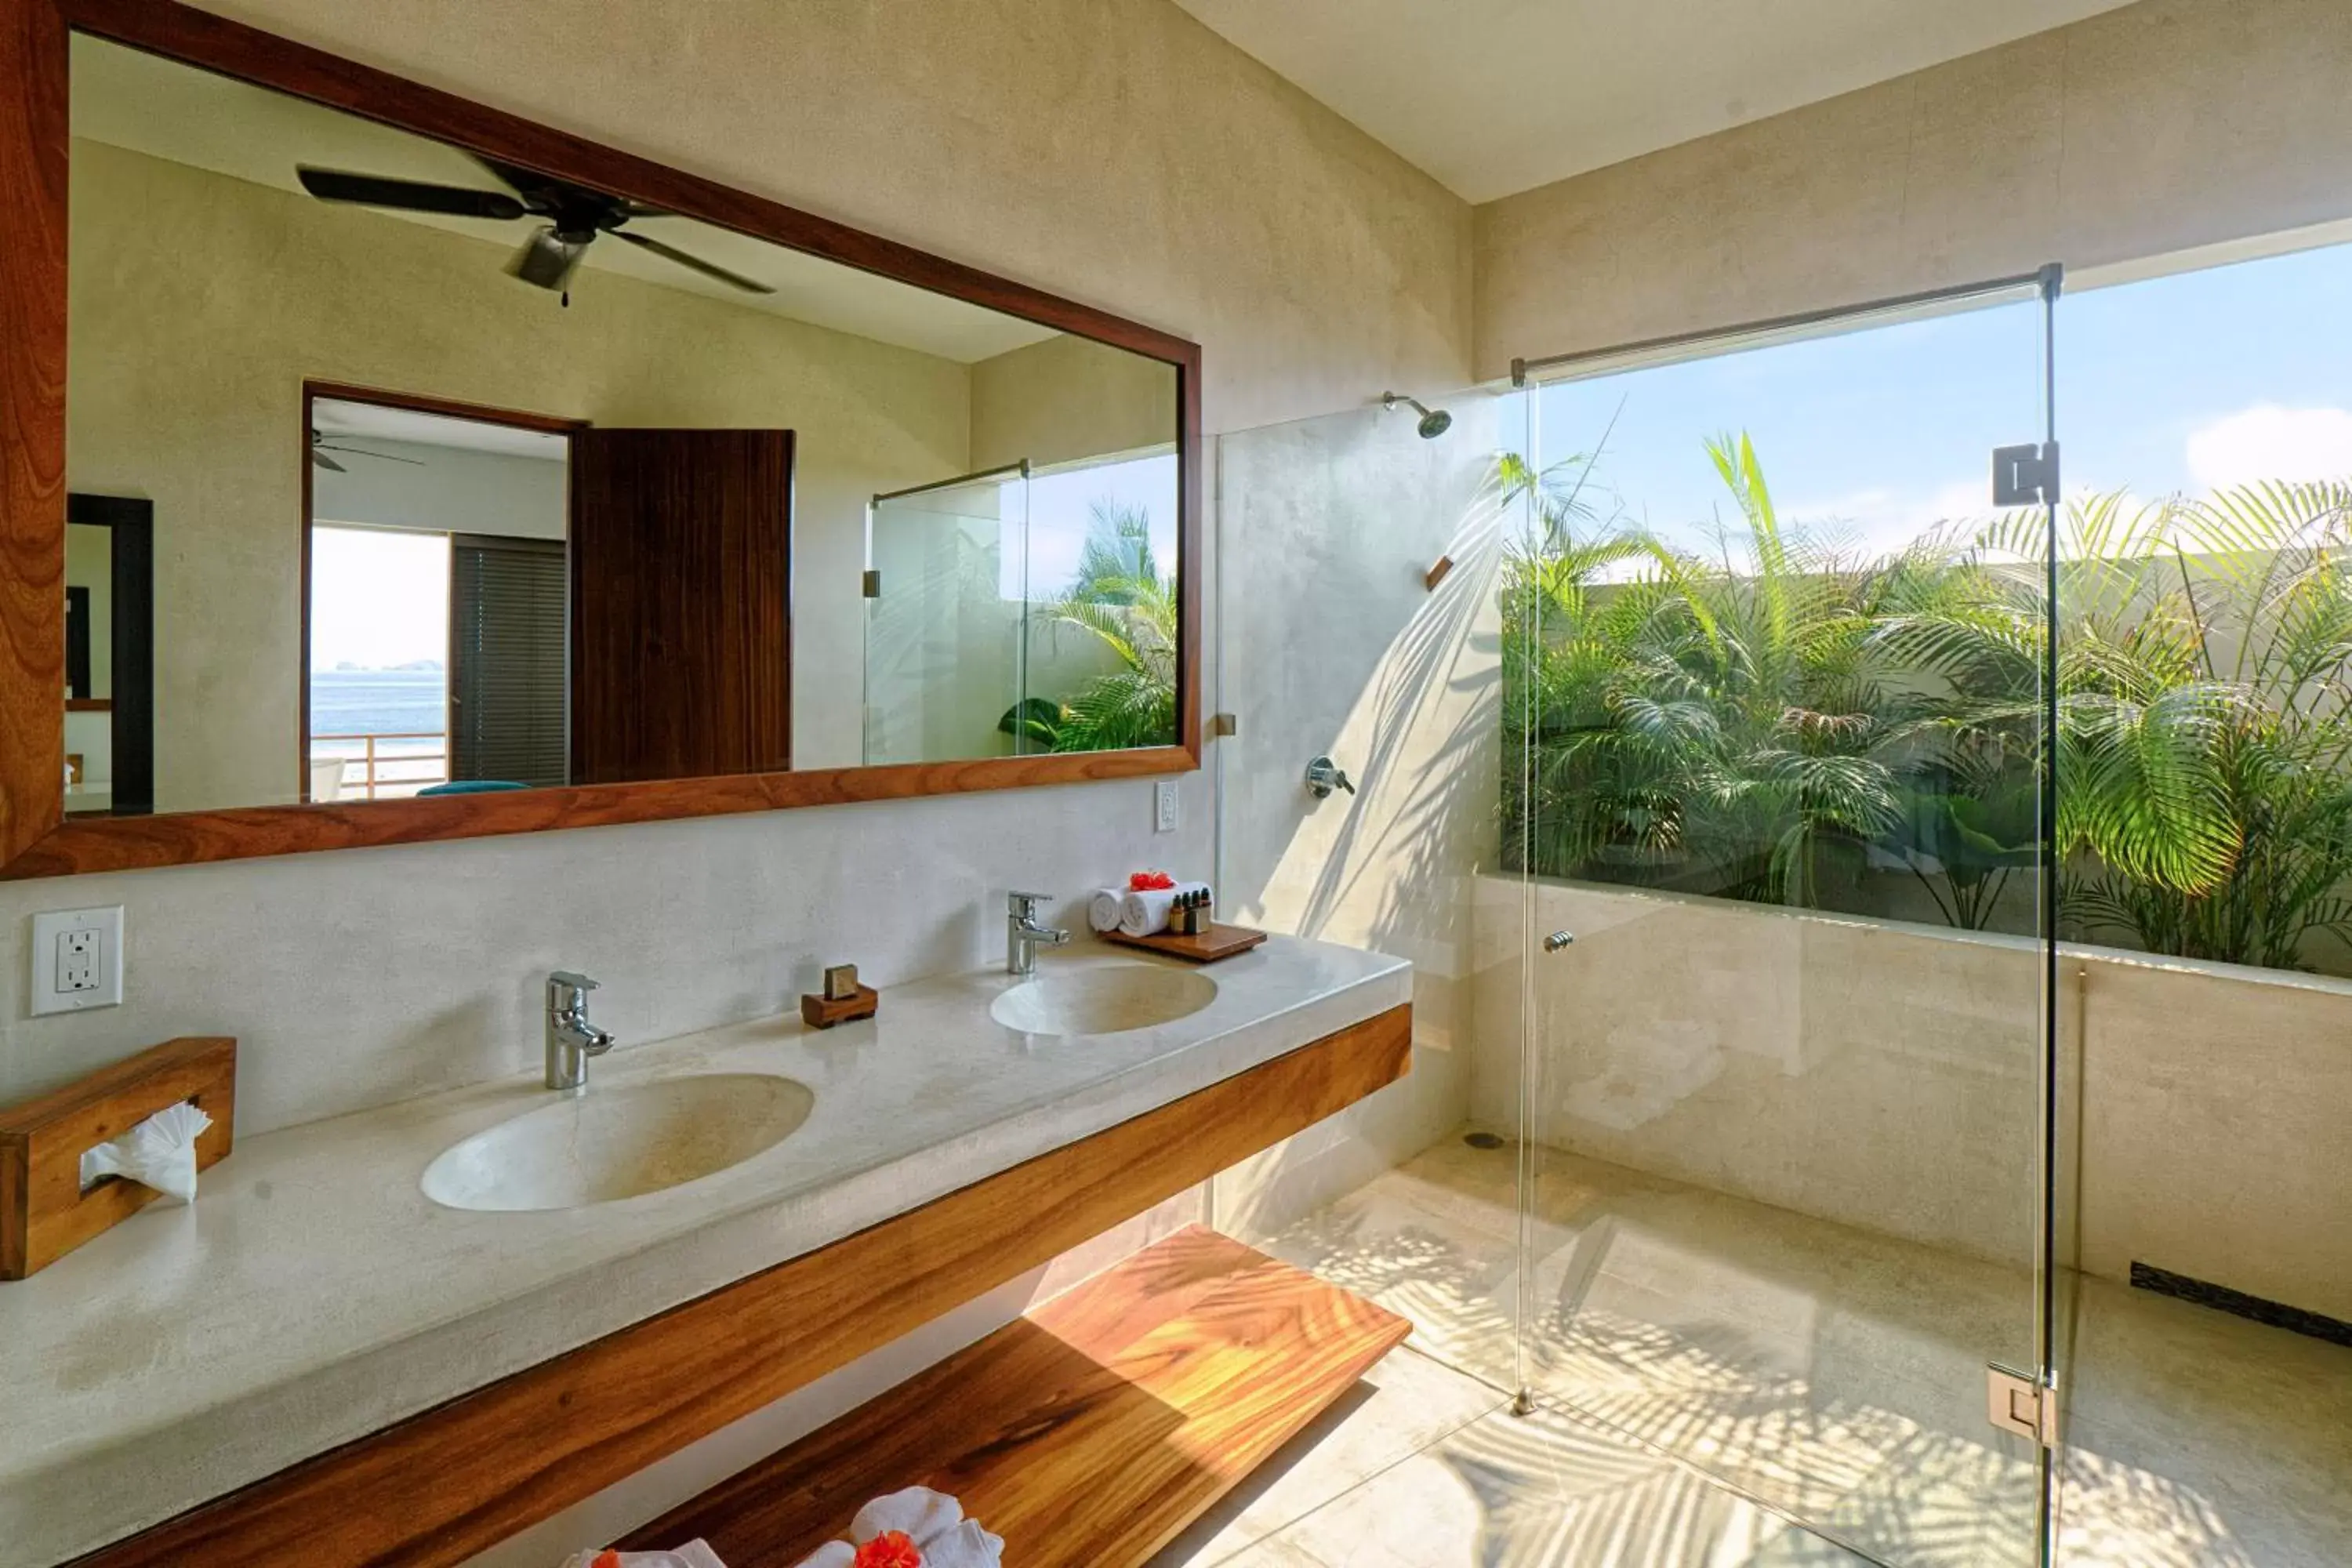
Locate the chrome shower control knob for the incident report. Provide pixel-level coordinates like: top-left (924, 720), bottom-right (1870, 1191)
top-left (1305, 755), bottom-right (1356, 798)
top-left (1544, 931), bottom-right (1576, 953)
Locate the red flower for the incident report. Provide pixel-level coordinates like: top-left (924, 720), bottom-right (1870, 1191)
top-left (854, 1531), bottom-right (923, 1568)
top-left (1129, 870), bottom-right (1176, 891)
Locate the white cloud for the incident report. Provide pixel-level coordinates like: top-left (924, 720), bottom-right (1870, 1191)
top-left (2185, 404), bottom-right (2352, 489)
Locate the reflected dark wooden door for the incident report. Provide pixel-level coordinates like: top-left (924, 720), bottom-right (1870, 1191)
top-left (570, 429), bottom-right (794, 785)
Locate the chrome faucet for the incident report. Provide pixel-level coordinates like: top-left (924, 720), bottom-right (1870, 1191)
top-left (545, 971), bottom-right (617, 1094)
top-left (1005, 891), bottom-right (1071, 976)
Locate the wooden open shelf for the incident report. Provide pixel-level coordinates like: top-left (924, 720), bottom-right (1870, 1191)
top-left (620, 1225), bottom-right (1409, 1565)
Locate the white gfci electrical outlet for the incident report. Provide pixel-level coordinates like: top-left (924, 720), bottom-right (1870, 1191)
top-left (30, 906), bottom-right (124, 1015)
top-left (1154, 779), bottom-right (1180, 833)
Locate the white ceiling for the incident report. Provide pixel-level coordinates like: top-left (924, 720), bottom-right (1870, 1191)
top-left (70, 35), bottom-right (1059, 364)
top-left (313, 398), bottom-right (569, 460)
top-left (1172, 0), bottom-right (2140, 203)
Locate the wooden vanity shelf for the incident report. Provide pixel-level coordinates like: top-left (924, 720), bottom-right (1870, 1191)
top-left (619, 1225), bottom-right (1409, 1565)
top-left (67, 1003), bottom-right (1409, 1568)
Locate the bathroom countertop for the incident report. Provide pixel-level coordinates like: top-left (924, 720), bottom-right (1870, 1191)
top-left (0, 935), bottom-right (1410, 1566)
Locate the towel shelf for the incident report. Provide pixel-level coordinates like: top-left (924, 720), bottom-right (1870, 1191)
top-left (619, 1225), bottom-right (1410, 1565)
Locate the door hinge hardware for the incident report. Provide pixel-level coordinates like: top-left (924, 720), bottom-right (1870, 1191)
top-left (862, 568), bottom-right (882, 598)
top-left (1992, 441), bottom-right (2061, 507)
top-left (1986, 1364), bottom-right (2059, 1446)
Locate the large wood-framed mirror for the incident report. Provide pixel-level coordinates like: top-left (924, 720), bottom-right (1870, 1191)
top-left (0, 0), bottom-right (1201, 879)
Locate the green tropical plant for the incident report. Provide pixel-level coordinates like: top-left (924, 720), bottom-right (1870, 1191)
top-left (1504, 423), bottom-right (2352, 970)
top-left (1030, 500), bottom-right (1178, 753)
top-left (1503, 434), bottom-right (1937, 909)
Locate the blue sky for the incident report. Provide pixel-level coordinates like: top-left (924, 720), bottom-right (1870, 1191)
top-left (1527, 239), bottom-right (2352, 561)
top-left (1003, 450), bottom-right (1180, 600)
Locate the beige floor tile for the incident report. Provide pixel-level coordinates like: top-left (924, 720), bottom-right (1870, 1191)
top-left (1201, 1399), bottom-right (1871, 1568)
top-left (1240, 1131), bottom-right (2352, 1568)
top-left (2056, 1273), bottom-right (2352, 1568)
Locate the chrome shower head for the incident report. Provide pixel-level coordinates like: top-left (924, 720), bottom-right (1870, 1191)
top-left (1382, 390), bottom-right (1453, 439)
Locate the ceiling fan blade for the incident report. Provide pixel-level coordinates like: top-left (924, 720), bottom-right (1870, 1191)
top-left (296, 166), bottom-right (528, 221)
top-left (310, 448), bottom-right (347, 474)
top-left (471, 154), bottom-right (579, 210)
top-left (509, 226), bottom-right (591, 291)
top-left (611, 227), bottom-right (775, 294)
top-left (321, 445), bottom-right (428, 467)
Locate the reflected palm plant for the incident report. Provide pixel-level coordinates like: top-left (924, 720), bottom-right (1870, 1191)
top-left (1025, 500), bottom-right (1178, 753)
top-left (1503, 434), bottom-right (1928, 908)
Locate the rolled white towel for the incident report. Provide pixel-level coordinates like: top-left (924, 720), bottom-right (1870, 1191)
top-left (561, 1542), bottom-right (729, 1568)
top-left (786, 1488), bottom-right (1000, 1568)
top-left (851, 1489), bottom-right (963, 1547)
top-left (1088, 887), bottom-right (1125, 933)
top-left (1118, 880), bottom-right (1210, 938)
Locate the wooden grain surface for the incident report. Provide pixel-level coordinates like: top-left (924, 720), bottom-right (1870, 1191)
top-left (68, 1003), bottom-right (1411, 1568)
top-left (622, 1225), bottom-right (1410, 1565)
top-left (1103, 921), bottom-right (1270, 964)
top-left (0, 0), bottom-right (1206, 881)
top-left (0, 0), bottom-right (67, 870)
top-left (571, 429), bottom-right (794, 784)
top-left (0, 1037), bottom-right (235, 1279)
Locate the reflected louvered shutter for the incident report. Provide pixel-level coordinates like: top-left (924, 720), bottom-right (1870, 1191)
top-left (448, 534), bottom-right (568, 788)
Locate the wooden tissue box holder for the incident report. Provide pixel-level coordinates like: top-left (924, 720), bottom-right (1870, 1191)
top-left (0, 1036), bottom-right (237, 1280)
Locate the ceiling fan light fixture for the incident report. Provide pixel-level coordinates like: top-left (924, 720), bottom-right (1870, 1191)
top-left (509, 227), bottom-right (590, 291)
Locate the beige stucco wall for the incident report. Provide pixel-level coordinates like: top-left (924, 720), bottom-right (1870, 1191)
top-left (968, 333), bottom-right (1178, 473)
top-left (69, 139), bottom-right (973, 805)
top-left (1209, 395), bottom-right (1504, 1238)
top-left (1473, 0), bottom-right (2352, 377)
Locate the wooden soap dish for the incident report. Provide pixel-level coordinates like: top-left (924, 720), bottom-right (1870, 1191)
top-left (1, 1036), bottom-right (236, 1280)
top-left (800, 985), bottom-right (880, 1029)
top-left (1102, 921), bottom-right (1269, 964)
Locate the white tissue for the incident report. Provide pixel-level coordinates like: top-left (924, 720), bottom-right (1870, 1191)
top-left (791, 1487), bottom-right (1002, 1568)
top-left (1088, 887), bottom-right (1125, 933)
top-left (558, 1545), bottom-right (728, 1568)
top-left (1117, 880), bottom-right (1210, 938)
top-left (80, 1100), bottom-right (212, 1205)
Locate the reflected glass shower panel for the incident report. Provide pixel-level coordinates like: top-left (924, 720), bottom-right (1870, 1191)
top-left (862, 465), bottom-right (1030, 765)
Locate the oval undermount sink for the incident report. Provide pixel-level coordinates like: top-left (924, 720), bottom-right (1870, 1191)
top-left (991, 960), bottom-right (1217, 1037)
top-left (422, 1073), bottom-right (814, 1212)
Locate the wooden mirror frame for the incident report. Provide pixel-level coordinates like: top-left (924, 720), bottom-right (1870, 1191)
top-left (0, 0), bottom-right (1203, 880)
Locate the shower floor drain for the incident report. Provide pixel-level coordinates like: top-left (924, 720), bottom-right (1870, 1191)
top-left (1463, 1131), bottom-right (1507, 1150)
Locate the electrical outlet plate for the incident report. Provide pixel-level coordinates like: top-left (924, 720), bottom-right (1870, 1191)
top-left (1154, 779), bottom-right (1180, 833)
top-left (30, 906), bottom-right (124, 1015)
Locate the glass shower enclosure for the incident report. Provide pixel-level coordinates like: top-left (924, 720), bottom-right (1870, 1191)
top-left (1499, 273), bottom-right (2063, 1566)
top-left (1210, 272), bottom-right (2082, 1566)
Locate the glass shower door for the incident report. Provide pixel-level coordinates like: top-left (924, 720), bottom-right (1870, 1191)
top-left (1506, 277), bottom-right (2061, 1566)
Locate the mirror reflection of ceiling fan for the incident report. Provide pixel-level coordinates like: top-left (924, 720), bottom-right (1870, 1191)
top-left (310, 429), bottom-right (426, 474)
top-left (295, 154), bottom-right (776, 303)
